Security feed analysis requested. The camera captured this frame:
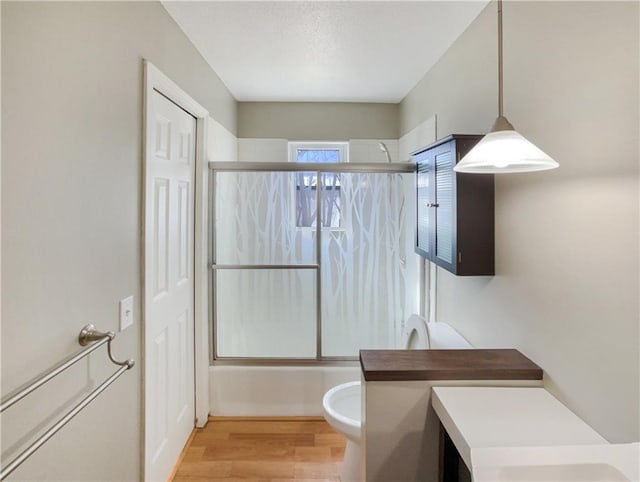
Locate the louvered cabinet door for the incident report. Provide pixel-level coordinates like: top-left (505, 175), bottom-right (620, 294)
top-left (412, 135), bottom-right (494, 276)
top-left (415, 151), bottom-right (435, 259)
top-left (433, 141), bottom-right (457, 273)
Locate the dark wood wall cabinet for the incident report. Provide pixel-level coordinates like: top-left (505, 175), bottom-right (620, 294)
top-left (413, 134), bottom-right (495, 276)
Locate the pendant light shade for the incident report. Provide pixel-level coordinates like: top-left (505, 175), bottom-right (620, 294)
top-left (455, 126), bottom-right (559, 173)
top-left (454, 0), bottom-right (558, 174)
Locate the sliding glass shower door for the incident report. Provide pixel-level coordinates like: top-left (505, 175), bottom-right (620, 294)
top-left (211, 162), bottom-right (416, 360)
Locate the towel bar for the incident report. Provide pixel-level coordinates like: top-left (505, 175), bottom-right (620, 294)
top-left (0, 324), bottom-right (134, 480)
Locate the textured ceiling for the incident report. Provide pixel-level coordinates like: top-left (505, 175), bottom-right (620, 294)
top-left (162, 1), bottom-right (490, 103)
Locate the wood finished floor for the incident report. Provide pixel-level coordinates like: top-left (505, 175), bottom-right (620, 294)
top-left (172, 418), bottom-right (346, 482)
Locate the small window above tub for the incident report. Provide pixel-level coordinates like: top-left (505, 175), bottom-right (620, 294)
top-left (288, 142), bottom-right (349, 229)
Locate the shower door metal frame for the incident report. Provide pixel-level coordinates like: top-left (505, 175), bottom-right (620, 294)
top-left (208, 161), bottom-right (415, 364)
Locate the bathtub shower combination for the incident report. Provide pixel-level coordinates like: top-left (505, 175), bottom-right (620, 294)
top-left (210, 160), bottom-right (417, 361)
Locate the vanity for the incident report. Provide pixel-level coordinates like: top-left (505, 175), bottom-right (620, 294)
top-left (359, 349), bottom-right (543, 482)
top-left (432, 386), bottom-right (639, 482)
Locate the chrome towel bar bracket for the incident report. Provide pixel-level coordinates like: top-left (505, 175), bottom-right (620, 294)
top-left (78, 323), bottom-right (115, 345)
top-left (0, 324), bottom-right (135, 480)
top-left (79, 324), bottom-right (135, 369)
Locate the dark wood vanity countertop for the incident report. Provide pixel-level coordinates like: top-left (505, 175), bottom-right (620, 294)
top-left (359, 349), bottom-right (543, 382)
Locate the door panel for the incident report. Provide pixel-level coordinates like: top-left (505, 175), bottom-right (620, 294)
top-left (177, 182), bottom-right (190, 283)
top-left (150, 328), bottom-right (169, 463)
top-left (154, 178), bottom-right (170, 298)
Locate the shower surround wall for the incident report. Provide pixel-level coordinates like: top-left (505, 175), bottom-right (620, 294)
top-left (400, 0), bottom-right (639, 443)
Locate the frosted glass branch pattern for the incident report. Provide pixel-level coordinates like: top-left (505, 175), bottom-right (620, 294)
top-left (216, 172), bottom-right (317, 265)
top-left (214, 170), bottom-right (414, 358)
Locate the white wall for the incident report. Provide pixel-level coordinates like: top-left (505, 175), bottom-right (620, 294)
top-left (400, 1), bottom-right (639, 443)
top-left (398, 116), bottom-right (437, 320)
top-left (348, 139), bottom-right (398, 163)
top-left (209, 117), bottom-right (238, 163)
top-left (1, 2), bottom-right (236, 480)
top-left (237, 138), bottom-right (400, 163)
top-left (398, 116), bottom-right (436, 162)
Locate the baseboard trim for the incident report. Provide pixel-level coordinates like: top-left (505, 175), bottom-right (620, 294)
top-left (208, 415), bottom-right (326, 422)
top-left (167, 428), bottom-right (197, 482)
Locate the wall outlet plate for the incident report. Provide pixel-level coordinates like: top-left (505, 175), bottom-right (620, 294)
top-left (119, 296), bottom-right (134, 331)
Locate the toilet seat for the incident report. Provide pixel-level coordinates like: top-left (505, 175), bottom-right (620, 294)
top-left (402, 314), bottom-right (430, 349)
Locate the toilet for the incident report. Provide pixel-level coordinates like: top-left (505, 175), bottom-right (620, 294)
top-left (323, 315), bottom-right (472, 482)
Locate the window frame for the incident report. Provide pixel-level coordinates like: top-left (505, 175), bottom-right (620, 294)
top-left (287, 141), bottom-right (349, 165)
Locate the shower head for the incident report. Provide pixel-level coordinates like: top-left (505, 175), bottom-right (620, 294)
top-left (379, 142), bottom-right (392, 163)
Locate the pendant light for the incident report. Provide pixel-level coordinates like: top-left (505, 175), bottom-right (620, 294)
top-left (454, 0), bottom-right (559, 174)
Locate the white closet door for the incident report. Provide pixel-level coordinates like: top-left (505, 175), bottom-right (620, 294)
top-left (145, 90), bottom-right (196, 481)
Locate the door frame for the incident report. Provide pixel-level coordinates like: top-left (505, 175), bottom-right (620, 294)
top-left (142, 60), bottom-right (210, 477)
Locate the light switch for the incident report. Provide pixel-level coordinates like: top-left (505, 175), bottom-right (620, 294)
top-left (119, 296), bottom-right (134, 331)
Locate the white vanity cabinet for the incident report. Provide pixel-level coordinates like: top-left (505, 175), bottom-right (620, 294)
top-left (430, 387), bottom-right (640, 482)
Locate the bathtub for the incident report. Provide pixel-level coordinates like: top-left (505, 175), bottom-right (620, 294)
top-left (209, 364), bottom-right (360, 416)
top-left (209, 321), bottom-right (473, 416)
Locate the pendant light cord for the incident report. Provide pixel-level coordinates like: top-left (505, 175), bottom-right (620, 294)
top-left (491, 0), bottom-right (512, 131)
top-left (455, 0), bottom-right (559, 172)
top-left (497, 0), bottom-right (503, 118)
